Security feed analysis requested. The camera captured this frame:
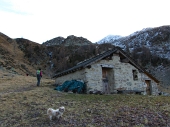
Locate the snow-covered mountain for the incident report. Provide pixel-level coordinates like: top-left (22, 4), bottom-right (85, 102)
top-left (97, 25), bottom-right (170, 86)
top-left (97, 26), bottom-right (170, 60)
top-left (97, 35), bottom-right (122, 44)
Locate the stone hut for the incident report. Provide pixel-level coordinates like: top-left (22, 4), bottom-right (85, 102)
top-left (53, 47), bottom-right (159, 95)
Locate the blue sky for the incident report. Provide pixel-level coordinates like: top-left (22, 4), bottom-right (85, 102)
top-left (0, 0), bottom-right (169, 44)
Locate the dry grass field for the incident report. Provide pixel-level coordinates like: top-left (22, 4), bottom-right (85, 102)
top-left (0, 72), bottom-right (170, 127)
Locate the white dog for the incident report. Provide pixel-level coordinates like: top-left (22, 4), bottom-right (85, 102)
top-left (47, 106), bottom-right (65, 120)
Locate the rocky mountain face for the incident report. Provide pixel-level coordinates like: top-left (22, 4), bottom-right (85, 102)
top-left (42, 35), bottom-right (92, 46)
top-left (42, 36), bottom-right (65, 46)
top-left (0, 25), bottom-right (169, 88)
top-left (98, 26), bottom-right (170, 59)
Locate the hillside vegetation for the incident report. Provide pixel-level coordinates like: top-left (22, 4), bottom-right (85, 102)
top-left (0, 33), bottom-right (116, 77)
top-left (0, 33), bottom-right (41, 76)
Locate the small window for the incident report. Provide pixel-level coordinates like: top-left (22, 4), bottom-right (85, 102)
top-left (132, 70), bottom-right (138, 80)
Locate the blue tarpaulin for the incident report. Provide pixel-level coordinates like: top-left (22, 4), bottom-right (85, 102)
top-left (54, 80), bottom-right (86, 93)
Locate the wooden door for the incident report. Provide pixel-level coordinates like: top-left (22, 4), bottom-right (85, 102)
top-left (102, 68), bottom-right (110, 94)
top-left (145, 80), bottom-right (151, 95)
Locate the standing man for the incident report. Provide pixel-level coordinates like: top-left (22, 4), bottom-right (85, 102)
top-left (36, 68), bottom-right (42, 86)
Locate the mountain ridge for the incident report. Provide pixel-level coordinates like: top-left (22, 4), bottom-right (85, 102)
top-left (42, 35), bottom-right (92, 46)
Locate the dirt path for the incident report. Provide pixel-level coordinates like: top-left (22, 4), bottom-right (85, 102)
top-left (0, 72), bottom-right (55, 93)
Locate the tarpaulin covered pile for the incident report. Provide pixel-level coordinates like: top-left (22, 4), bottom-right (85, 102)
top-left (54, 80), bottom-right (86, 94)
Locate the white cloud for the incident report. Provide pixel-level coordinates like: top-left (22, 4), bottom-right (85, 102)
top-left (0, 0), bottom-right (170, 43)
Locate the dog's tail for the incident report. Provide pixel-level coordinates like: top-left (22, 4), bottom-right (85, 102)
top-left (47, 108), bottom-right (52, 115)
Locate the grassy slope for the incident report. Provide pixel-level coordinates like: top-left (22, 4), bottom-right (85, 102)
top-left (0, 73), bottom-right (170, 127)
top-left (0, 34), bottom-right (37, 76)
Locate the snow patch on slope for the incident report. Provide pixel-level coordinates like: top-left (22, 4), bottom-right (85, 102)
top-left (97, 35), bottom-right (122, 44)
